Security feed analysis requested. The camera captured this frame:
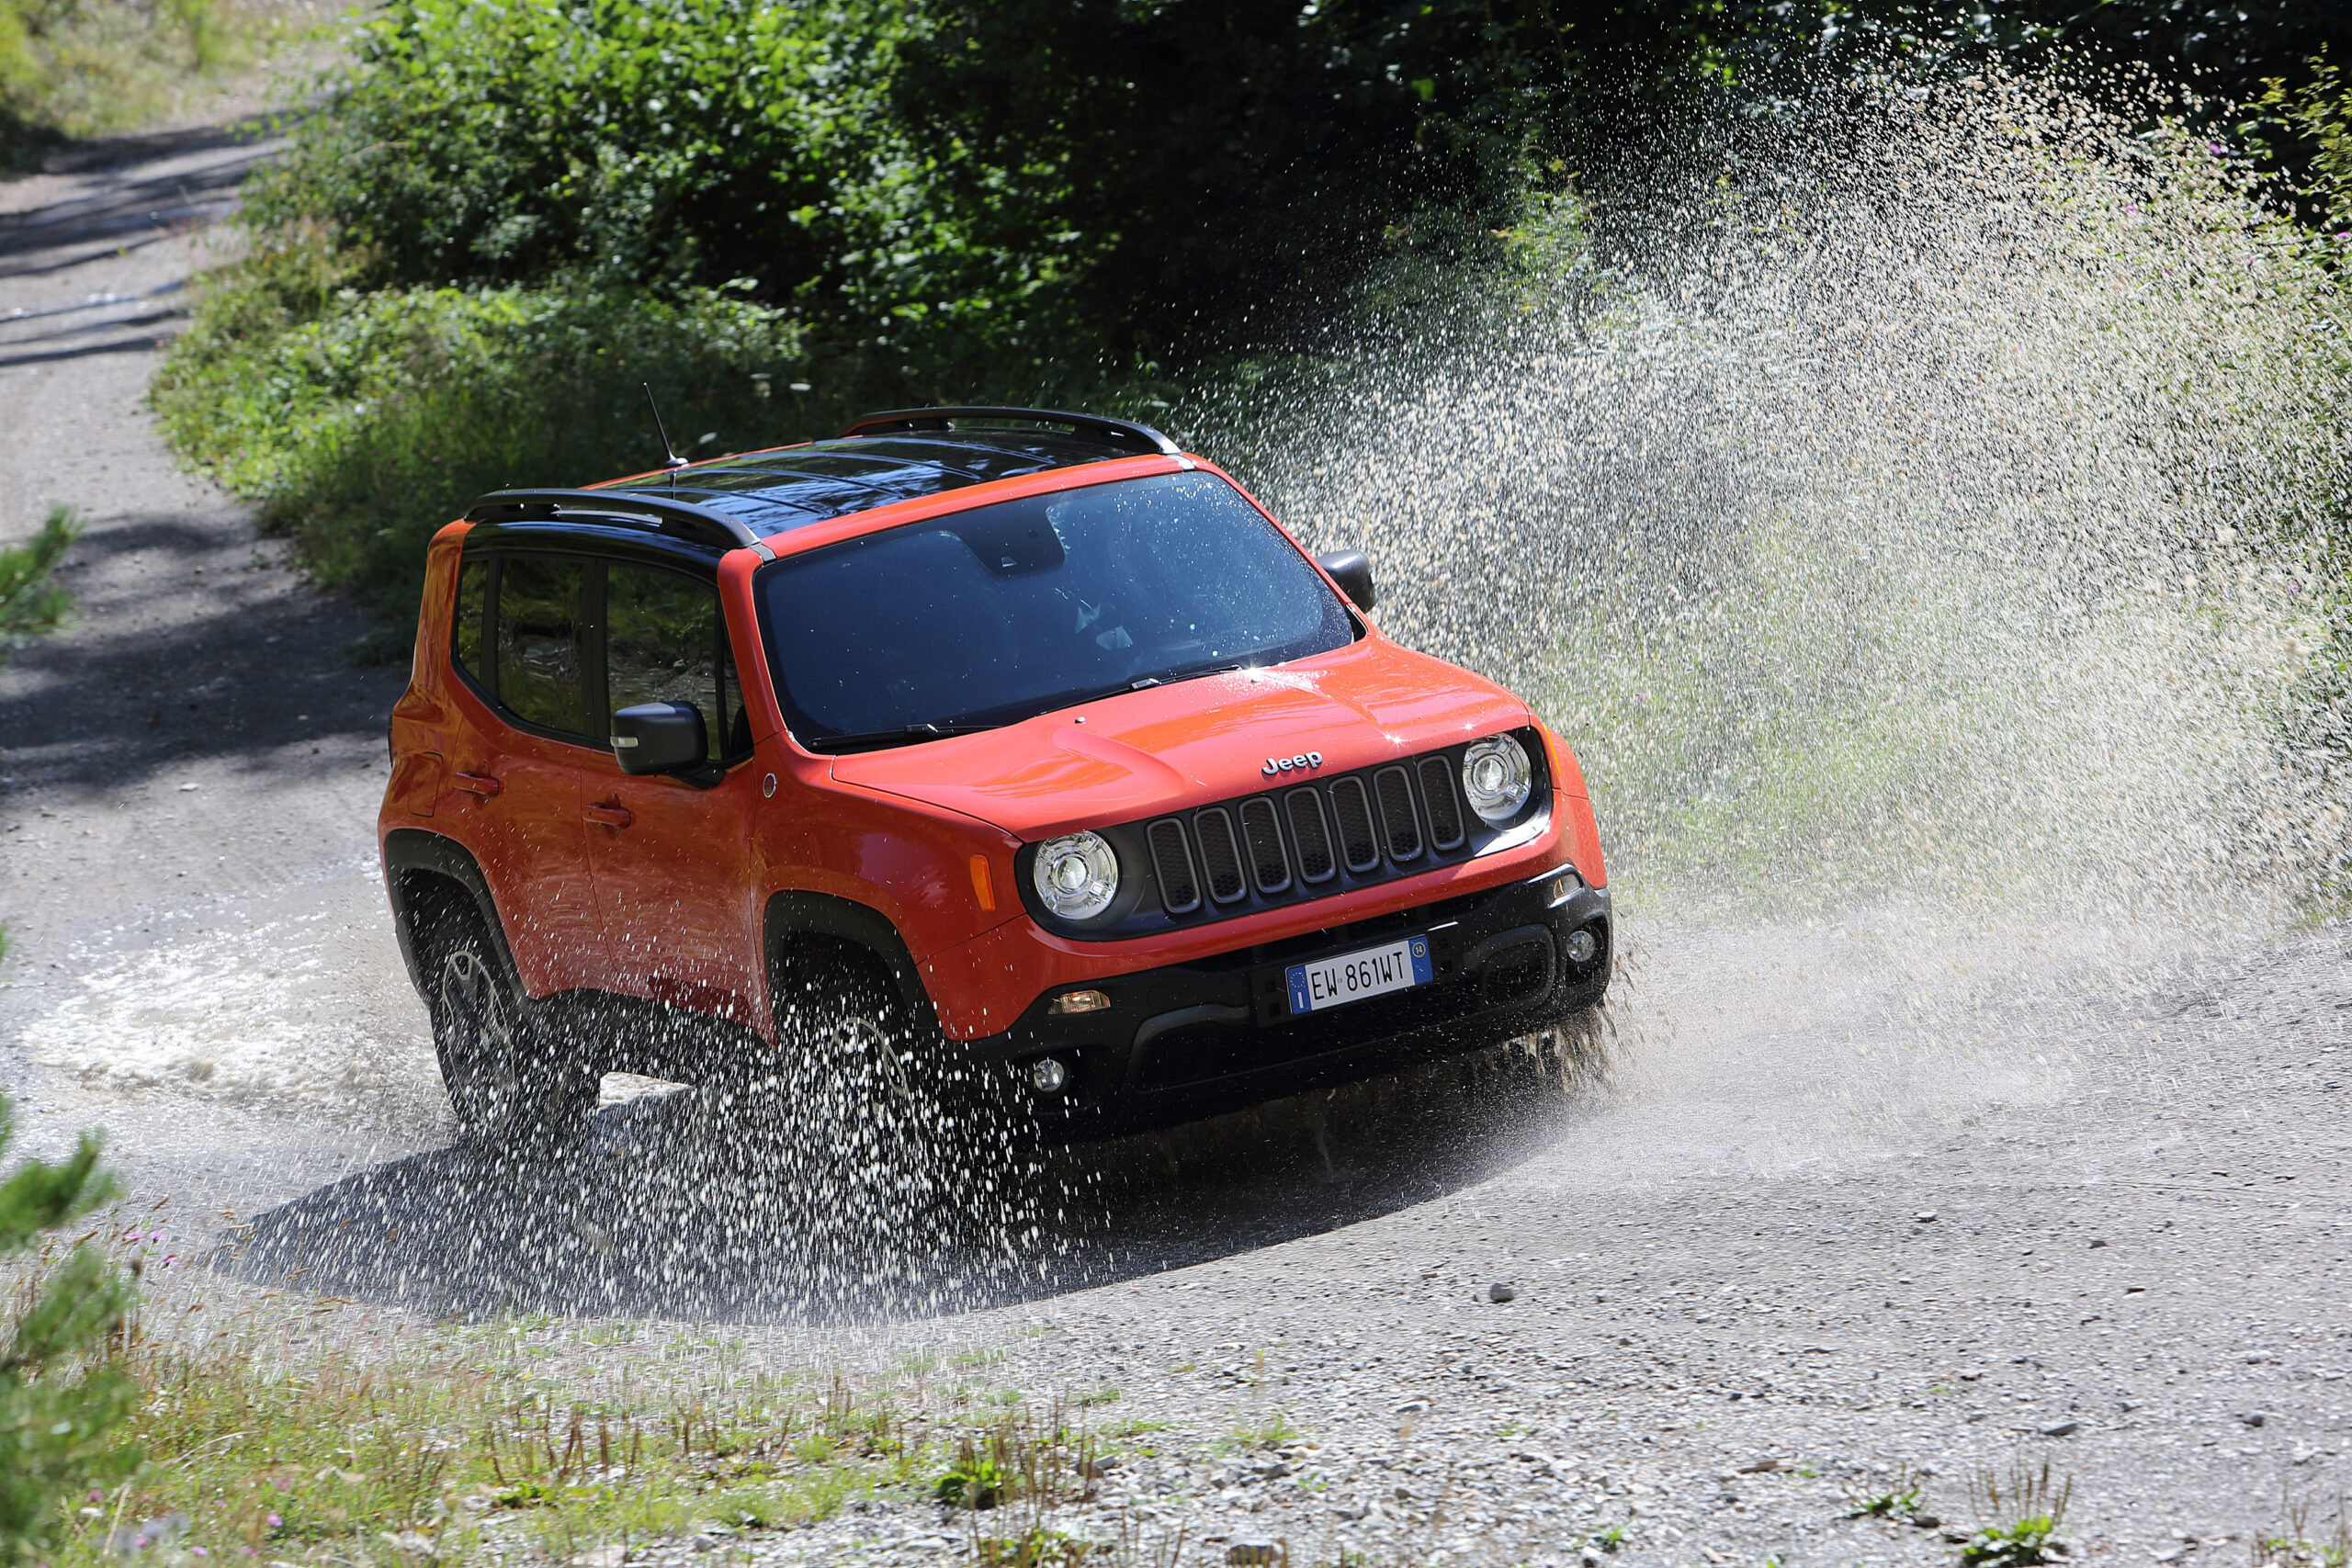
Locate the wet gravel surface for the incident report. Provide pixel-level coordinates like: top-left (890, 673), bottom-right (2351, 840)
top-left (2, 120), bottom-right (2348, 1568)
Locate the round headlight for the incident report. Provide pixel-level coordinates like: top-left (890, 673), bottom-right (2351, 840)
top-left (1461, 735), bottom-right (1533, 824)
top-left (1033, 830), bottom-right (1120, 920)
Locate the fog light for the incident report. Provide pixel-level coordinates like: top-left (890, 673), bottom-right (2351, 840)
top-left (1566, 928), bottom-right (1599, 964)
top-left (1049, 988), bottom-right (1110, 1015)
top-left (1028, 1055), bottom-right (1070, 1094)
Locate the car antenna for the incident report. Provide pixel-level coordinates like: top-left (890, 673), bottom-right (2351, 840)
top-left (643, 383), bottom-right (689, 479)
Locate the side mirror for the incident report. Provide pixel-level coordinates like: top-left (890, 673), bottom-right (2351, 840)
top-left (1316, 549), bottom-right (1377, 613)
top-left (612, 702), bottom-right (707, 777)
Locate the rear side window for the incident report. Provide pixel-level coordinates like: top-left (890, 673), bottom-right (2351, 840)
top-left (606, 563), bottom-right (747, 761)
top-left (452, 556), bottom-right (490, 682)
top-left (494, 557), bottom-right (590, 736)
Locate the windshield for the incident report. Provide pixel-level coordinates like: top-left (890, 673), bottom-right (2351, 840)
top-left (758, 472), bottom-right (1354, 750)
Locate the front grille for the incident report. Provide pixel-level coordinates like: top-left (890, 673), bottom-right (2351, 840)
top-left (1419, 757), bottom-right (1465, 849)
top-left (1135, 739), bottom-right (1538, 929)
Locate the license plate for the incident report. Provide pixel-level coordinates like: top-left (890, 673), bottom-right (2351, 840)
top-left (1286, 935), bottom-right (1433, 1015)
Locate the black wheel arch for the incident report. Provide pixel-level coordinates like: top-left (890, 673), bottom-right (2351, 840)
top-left (763, 890), bottom-right (939, 1033)
top-left (383, 829), bottom-right (521, 998)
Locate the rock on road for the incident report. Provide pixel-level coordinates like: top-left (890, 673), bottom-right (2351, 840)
top-left (0, 118), bottom-right (2346, 1568)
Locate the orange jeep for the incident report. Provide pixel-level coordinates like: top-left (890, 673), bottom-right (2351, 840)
top-left (379, 408), bottom-right (1610, 1144)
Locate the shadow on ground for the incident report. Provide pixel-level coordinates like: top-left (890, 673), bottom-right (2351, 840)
top-left (0, 513), bottom-right (401, 794)
top-left (0, 118), bottom-right (277, 273)
top-left (214, 1042), bottom-right (1604, 1324)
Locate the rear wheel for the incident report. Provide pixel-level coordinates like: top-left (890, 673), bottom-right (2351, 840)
top-left (410, 884), bottom-right (594, 1145)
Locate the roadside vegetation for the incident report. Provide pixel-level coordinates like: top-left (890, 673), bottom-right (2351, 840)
top-left (0, 1098), bottom-right (140, 1562)
top-left (0, 506), bottom-right (79, 658)
top-left (151, 0), bottom-right (2352, 631)
top-left (7, 1266), bottom-right (1204, 1568)
top-left (0, 507), bottom-right (82, 965)
top-left (0, 0), bottom-right (321, 161)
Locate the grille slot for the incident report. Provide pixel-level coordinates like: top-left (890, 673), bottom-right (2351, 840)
top-left (1374, 765), bottom-right (1422, 861)
top-left (1238, 797), bottom-right (1291, 894)
top-left (1329, 777), bottom-right (1382, 872)
top-left (1193, 808), bottom-right (1249, 903)
top-left (1419, 757), bottom-right (1466, 850)
top-left (1285, 789), bottom-right (1336, 882)
top-left (1148, 818), bottom-right (1200, 913)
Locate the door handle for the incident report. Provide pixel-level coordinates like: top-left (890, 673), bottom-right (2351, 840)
top-left (584, 804), bottom-right (633, 829)
top-left (453, 773), bottom-right (502, 798)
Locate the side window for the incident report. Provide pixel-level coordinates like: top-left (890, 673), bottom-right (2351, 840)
top-left (495, 556), bottom-right (590, 737)
top-left (452, 554), bottom-right (491, 685)
top-left (605, 562), bottom-right (745, 761)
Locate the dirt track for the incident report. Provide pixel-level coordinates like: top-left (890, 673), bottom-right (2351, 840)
top-left (1, 124), bottom-right (2347, 1568)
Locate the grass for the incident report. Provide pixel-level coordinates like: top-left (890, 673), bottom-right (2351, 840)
top-left (1846, 1463), bottom-right (1928, 1521)
top-left (6, 1236), bottom-right (1278, 1568)
top-left (1959, 1461), bottom-right (2074, 1568)
top-left (151, 260), bottom-right (812, 633)
top-left (1209, 1408), bottom-right (1304, 1455)
top-left (65, 1310), bottom-right (926, 1568)
top-left (2254, 1491), bottom-right (2351, 1568)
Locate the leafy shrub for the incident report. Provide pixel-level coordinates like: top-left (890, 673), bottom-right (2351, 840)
top-left (2245, 51), bottom-right (2352, 233)
top-left (0, 1098), bottom-right (140, 1564)
top-left (153, 257), bottom-right (812, 618)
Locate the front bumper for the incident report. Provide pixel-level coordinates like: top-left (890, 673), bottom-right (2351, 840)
top-left (965, 866), bottom-right (1610, 1139)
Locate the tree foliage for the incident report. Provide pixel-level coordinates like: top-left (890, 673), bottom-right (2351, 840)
top-left (0, 1099), bottom-right (140, 1564)
top-left (2243, 50), bottom-right (2352, 231)
top-left (0, 505), bottom-right (80, 655)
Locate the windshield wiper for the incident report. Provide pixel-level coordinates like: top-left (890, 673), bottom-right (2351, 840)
top-left (815, 720), bottom-right (1003, 752)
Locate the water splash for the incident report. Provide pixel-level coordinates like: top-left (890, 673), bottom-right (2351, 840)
top-left (1214, 67), bottom-right (2350, 931)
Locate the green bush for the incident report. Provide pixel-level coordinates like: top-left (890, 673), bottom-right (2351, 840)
top-left (2245, 51), bottom-right (2352, 234)
top-left (0, 1099), bottom-right (140, 1564)
top-left (159, 0), bottom-right (2352, 640)
top-left (154, 259), bottom-right (814, 618)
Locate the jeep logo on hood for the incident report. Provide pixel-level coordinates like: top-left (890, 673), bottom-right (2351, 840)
top-left (1262, 750), bottom-right (1324, 777)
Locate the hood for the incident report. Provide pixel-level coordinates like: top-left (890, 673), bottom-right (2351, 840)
top-left (828, 637), bottom-right (1531, 839)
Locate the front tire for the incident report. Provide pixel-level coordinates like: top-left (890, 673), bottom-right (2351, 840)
top-left (693, 945), bottom-right (982, 1233)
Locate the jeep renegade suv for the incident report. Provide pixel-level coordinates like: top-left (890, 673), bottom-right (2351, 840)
top-left (380, 407), bottom-right (1611, 1144)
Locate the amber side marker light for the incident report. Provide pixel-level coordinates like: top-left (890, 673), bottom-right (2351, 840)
top-left (969, 855), bottom-right (996, 911)
top-left (1049, 989), bottom-right (1110, 1015)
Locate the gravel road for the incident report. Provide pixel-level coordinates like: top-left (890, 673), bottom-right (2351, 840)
top-left (0, 122), bottom-right (2346, 1568)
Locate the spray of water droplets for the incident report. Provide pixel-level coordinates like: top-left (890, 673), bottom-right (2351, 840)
top-left (1209, 67), bottom-right (2349, 936)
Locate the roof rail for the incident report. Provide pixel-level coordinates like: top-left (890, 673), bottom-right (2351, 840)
top-left (842, 405), bottom-right (1181, 457)
top-left (464, 489), bottom-right (761, 551)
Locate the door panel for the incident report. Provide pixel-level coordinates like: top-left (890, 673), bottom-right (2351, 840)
top-left (584, 561), bottom-right (762, 1022)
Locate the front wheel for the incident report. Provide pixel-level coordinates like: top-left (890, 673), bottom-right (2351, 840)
top-left (693, 948), bottom-right (999, 1235)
